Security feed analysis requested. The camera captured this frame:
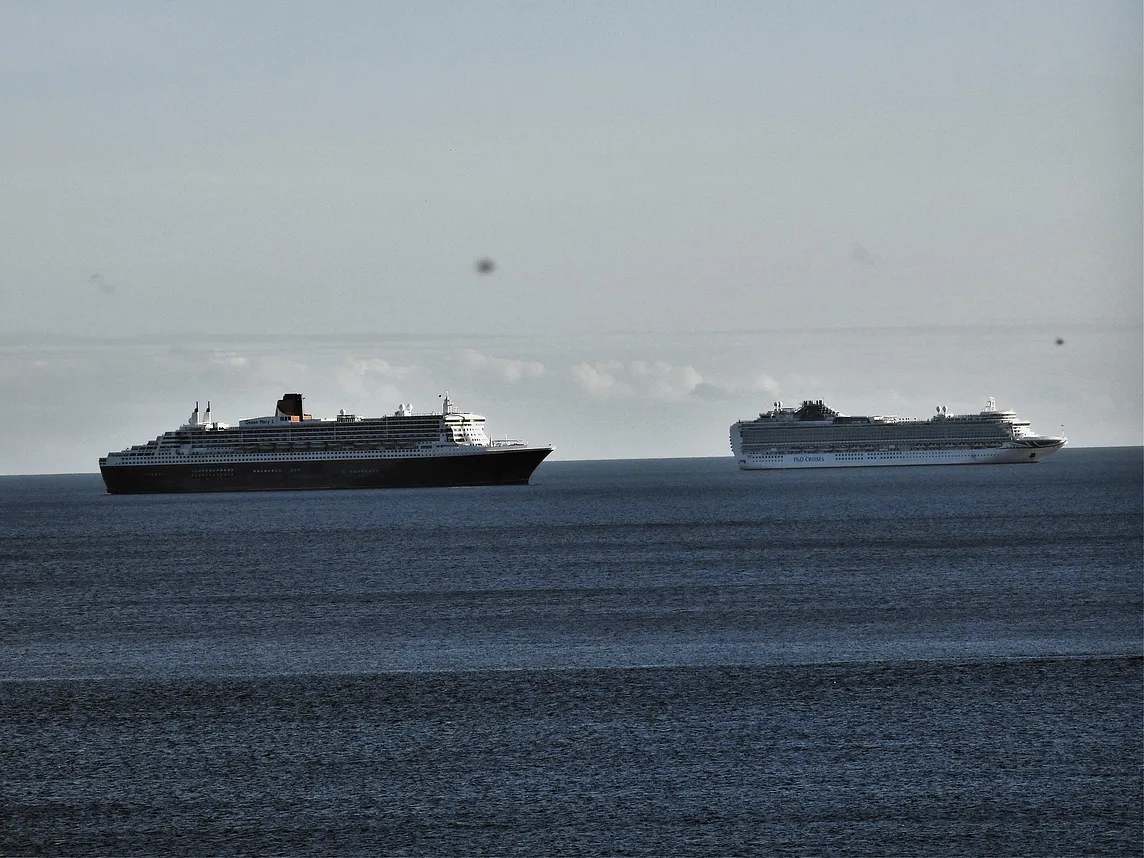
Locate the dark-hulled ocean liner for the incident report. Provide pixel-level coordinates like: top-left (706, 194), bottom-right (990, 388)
top-left (99, 393), bottom-right (551, 493)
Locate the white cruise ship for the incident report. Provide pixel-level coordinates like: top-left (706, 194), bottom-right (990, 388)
top-left (730, 397), bottom-right (1066, 470)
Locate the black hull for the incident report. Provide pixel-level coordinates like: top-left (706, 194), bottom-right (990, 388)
top-left (100, 448), bottom-right (552, 494)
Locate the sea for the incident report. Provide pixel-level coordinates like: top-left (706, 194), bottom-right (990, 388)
top-left (1, 448), bottom-right (1141, 857)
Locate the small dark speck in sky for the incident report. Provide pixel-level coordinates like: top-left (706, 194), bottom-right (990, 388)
top-left (851, 244), bottom-right (878, 266)
top-left (1055, 338), bottom-right (1065, 346)
top-left (475, 258), bottom-right (495, 274)
top-left (89, 272), bottom-right (114, 294)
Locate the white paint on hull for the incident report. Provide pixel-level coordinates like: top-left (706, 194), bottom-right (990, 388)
top-left (737, 443), bottom-right (1066, 470)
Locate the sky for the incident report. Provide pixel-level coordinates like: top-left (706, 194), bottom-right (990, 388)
top-left (1, 1), bottom-right (1141, 474)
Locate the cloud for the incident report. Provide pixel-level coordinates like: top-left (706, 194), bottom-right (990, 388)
top-left (204, 350), bottom-right (309, 387)
top-left (454, 349), bottom-right (546, 382)
top-left (340, 357), bottom-right (415, 380)
top-left (752, 373), bottom-right (780, 396)
top-left (571, 359), bottom-right (706, 401)
top-left (674, 369), bottom-right (781, 402)
top-left (334, 356), bottom-right (418, 403)
top-left (570, 361), bottom-right (630, 398)
top-left (629, 360), bottom-right (703, 400)
top-left (210, 351), bottom-right (249, 369)
top-left (691, 382), bottom-right (733, 401)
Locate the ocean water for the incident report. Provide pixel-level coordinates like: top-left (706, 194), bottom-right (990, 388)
top-left (1, 449), bottom-right (1140, 856)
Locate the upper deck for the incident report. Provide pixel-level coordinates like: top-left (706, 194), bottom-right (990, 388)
top-left (104, 393), bottom-right (523, 462)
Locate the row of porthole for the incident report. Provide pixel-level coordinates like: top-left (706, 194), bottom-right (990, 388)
top-left (125, 452), bottom-right (424, 463)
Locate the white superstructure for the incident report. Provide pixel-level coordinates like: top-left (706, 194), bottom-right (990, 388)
top-left (730, 397), bottom-right (1066, 470)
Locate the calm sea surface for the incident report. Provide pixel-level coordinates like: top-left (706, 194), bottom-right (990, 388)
top-left (1, 449), bottom-right (1141, 856)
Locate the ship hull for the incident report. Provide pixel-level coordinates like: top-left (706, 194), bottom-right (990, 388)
top-left (100, 447), bottom-right (552, 494)
top-left (737, 442), bottom-right (1066, 470)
